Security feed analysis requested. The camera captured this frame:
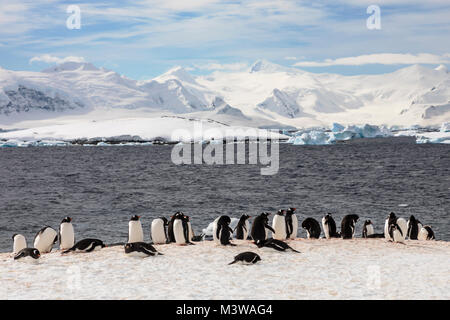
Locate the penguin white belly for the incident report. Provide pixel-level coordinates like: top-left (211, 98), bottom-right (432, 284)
top-left (126, 251), bottom-right (148, 258)
top-left (128, 221), bottom-right (144, 243)
top-left (384, 219), bottom-right (391, 240)
top-left (366, 224), bottom-right (374, 236)
top-left (243, 220), bottom-right (250, 240)
top-left (290, 215), bottom-right (298, 239)
top-left (393, 229), bottom-right (405, 243)
top-left (417, 227), bottom-right (428, 241)
top-left (322, 217), bottom-right (330, 239)
top-left (188, 222), bottom-right (194, 241)
top-left (60, 223), bottom-right (75, 250)
top-left (13, 235), bottom-right (27, 254)
top-left (272, 216), bottom-right (286, 240)
top-left (173, 220), bottom-right (186, 244)
top-left (34, 228), bottom-right (57, 253)
top-left (212, 217), bottom-right (220, 244)
top-left (151, 219), bottom-right (167, 244)
top-left (396, 218), bottom-right (407, 236)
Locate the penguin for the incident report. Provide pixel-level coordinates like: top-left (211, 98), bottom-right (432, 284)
top-left (151, 217), bottom-right (169, 244)
top-left (301, 218), bottom-right (321, 239)
top-left (321, 213), bottom-right (340, 239)
top-left (272, 210), bottom-right (287, 240)
top-left (128, 215), bottom-right (144, 243)
top-left (388, 223), bottom-right (405, 243)
top-left (62, 239), bottom-right (105, 253)
top-left (250, 212), bottom-right (275, 244)
top-left (33, 226), bottom-right (58, 253)
top-left (124, 242), bottom-right (162, 257)
top-left (12, 234), bottom-right (27, 254)
top-left (168, 212), bottom-right (183, 243)
top-left (285, 207), bottom-right (298, 239)
top-left (407, 215), bottom-right (422, 240)
top-left (235, 214), bottom-right (251, 240)
top-left (173, 213), bottom-right (193, 245)
top-left (186, 215), bottom-right (195, 242)
top-left (59, 217), bottom-right (75, 250)
top-left (384, 212), bottom-right (407, 241)
top-left (14, 248), bottom-right (40, 261)
top-left (216, 215), bottom-right (235, 246)
top-left (228, 252), bottom-right (261, 265)
top-left (362, 220), bottom-right (384, 238)
top-left (341, 214), bottom-right (359, 239)
top-left (256, 238), bottom-right (300, 253)
top-left (418, 226), bottom-right (435, 240)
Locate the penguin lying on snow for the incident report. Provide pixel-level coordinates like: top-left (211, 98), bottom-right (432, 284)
top-left (124, 242), bottom-right (163, 257)
top-left (62, 239), bottom-right (106, 254)
top-left (341, 214), bottom-right (359, 239)
top-left (418, 226), bottom-right (435, 240)
top-left (256, 238), bottom-right (300, 253)
top-left (14, 248), bottom-right (41, 261)
top-left (362, 220), bottom-right (384, 238)
top-left (322, 214), bottom-right (340, 239)
top-left (229, 252), bottom-right (261, 265)
top-left (302, 218), bottom-right (321, 239)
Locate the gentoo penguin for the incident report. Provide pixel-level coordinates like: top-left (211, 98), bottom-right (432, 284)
top-left (322, 213), bottom-right (340, 239)
top-left (62, 239), bottom-right (105, 253)
top-left (186, 215), bottom-right (195, 242)
top-left (128, 215), bottom-right (144, 243)
top-left (285, 208), bottom-right (298, 239)
top-left (407, 215), bottom-right (422, 240)
top-left (228, 252), bottom-right (261, 265)
top-left (362, 220), bottom-right (384, 238)
top-left (151, 217), bottom-right (169, 244)
top-left (216, 215), bottom-right (235, 246)
top-left (124, 242), bottom-right (162, 257)
top-left (173, 213), bottom-right (193, 245)
top-left (12, 234), bottom-right (27, 254)
top-left (235, 214), bottom-right (251, 240)
top-left (341, 214), bottom-right (359, 239)
top-left (33, 226), bottom-right (58, 253)
top-left (59, 217), bottom-right (75, 250)
top-left (256, 238), bottom-right (300, 253)
top-left (272, 210), bottom-right (287, 240)
top-left (301, 218), bottom-right (321, 239)
top-left (418, 226), bottom-right (435, 240)
top-left (384, 212), bottom-right (407, 241)
top-left (168, 212), bottom-right (183, 243)
top-left (250, 212), bottom-right (275, 244)
top-left (388, 223), bottom-right (405, 243)
top-left (14, 248), bottom-right (40, 261)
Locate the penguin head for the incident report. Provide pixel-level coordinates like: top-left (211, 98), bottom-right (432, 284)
top-left (243, 214), bottom-right (251, 220)
top-left (365, 219), bottom-right (372, 225)
top-left (124, 243), bottom-right (134, 253)
top-left (31, 249), bottom-right (41, 259)
top-left (409, 215), bottom-right (416, 221)
top-left (130, 215), bottom-right (141, 221)
top-left (183, 215), bottom-right (190, 222)
top-left (277, 209), bottom-right (286, 216)
top-left (388, 212), bottom-right (396, 219)
top-left (61, 217), bottom-right (72, 223)
top-left (161, 217), bottom-right (169, 225)
top-left (12, 233), bottom-right (18, 240)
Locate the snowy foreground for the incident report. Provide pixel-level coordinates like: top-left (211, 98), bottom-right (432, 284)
top-left (1, 239), bottom-right (449, 300)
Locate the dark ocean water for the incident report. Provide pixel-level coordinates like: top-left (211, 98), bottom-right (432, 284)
top-left (0, 137), bottom-right (449, 252)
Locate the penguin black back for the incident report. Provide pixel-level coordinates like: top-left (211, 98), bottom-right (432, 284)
top-left (251, 212), bottom-right (274, 243)
top-left (341, 214), bottom-right (359, 239)
top-left (301, 218), bottom-right (321, 239)
top-left (217, 215), bottom-right (234, 246)
top-left (235, 214), bottom-right (251, 240)
top-left (285, 208), bottom-right (296, 238)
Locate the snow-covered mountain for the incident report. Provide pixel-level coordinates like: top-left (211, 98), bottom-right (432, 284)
top-left (0, 60), bottom-right (449, 130)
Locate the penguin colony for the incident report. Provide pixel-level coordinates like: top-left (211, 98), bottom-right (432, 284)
top-left (11, 210), bottom-right (436, 264)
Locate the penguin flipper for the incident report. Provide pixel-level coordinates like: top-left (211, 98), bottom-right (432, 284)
top-left (228, 259), bottom-right (237, 265)
top-left (14, 251), bottom-right (26, 260)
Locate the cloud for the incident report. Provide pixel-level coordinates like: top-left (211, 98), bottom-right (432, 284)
top-left (29, 54), bottom-right (85, 65)
top-left (293, 53), bottom-right (450, 67)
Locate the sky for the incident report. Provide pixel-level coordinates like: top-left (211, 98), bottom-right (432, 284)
top-left (0, 0), bottom-right (449, 79)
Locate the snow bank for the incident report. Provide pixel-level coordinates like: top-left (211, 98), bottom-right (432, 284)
top-left (1, 239), bottom-right (448, 299)
top-left (415, 131), bottom-right (450, 144)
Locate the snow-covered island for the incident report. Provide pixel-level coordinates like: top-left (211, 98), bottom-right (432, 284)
top-left (1, 239), bottom-right (449, 300)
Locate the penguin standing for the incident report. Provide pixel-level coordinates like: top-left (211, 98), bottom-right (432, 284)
top-left (59, 217), bottom-right (75, 250)
top-left (285, 208), bottom-right (298, 240)
top-left (173, 213), bottom-right (193, 245)
top-left (301, 218), bottom-right (321, 239)
top-left (235, 214), bottom-right (251, 240)
top-left (151, 217), bottom-right (169, 244)
top-left (34, 226), bottom-right (58, 253)
top-left (124, 242), bottom-right (162, 257)
top-left (14, 248), bottom-right (40, 261)
top-left (272, 210), bottom-right (287, 240)
top-left (388, 223), bottom-right (405, 243)
top-left (322, 213), bottom-right (340, 239)
top-left (407, 215), bottom-right (422, 240)
top-left (384, 212), bottom-right (407, 241)
top-left (418, 226), bottom-right (435, 240)
top-left (186, 215), bottom-right (195, 242)
top-left (128, 215), bottom-right (144, 243)
top-left (228, 252), bottom-right (261, 265)
top-left (250, 212), bottom-right (275, 244)
top-left (12, 234), bottom-right (27, 254)
top-left (341, 214), bottom-right (359, 239)
top-left (216, 215), bottom-right (235, 246)
top-left (362, 220), bottom-right (384, 238)
top-left (62, 239), bottom-right (105, 253)
top-left (168, 212), bottom-right (182, 243)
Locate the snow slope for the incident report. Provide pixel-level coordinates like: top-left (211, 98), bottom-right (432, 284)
top-left (1, 239), bottom-right (448, 299)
